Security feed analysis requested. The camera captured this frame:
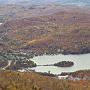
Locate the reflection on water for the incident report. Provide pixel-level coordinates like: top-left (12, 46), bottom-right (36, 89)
top-left (31, 54), bottom-right (90, 74)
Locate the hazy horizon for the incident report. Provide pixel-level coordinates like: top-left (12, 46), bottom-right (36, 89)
top-left (0, 0), bottom-right (90, 7)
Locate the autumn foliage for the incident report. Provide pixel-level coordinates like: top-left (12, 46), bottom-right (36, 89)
top-left (0, 70), bottom-right (90, 90)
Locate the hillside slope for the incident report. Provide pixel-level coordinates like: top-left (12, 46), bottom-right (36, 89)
top-left (0, 70), bottom-right (90, 90)
top-left (0, 10), bottom-right (90, 55)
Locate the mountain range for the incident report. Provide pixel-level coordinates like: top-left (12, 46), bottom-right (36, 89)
top-left (0, 0), bottom-right (90, 7)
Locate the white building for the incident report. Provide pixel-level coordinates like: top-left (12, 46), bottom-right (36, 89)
top-left (58, 75), bottom-right (68, 79)
top-left (18, 69), bottom-right (26, 72)
top-left (0, 23), bottom-right (2, 25)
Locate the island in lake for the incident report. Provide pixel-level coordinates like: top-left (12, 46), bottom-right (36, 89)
top-left (54, 61), bottom-right (74, 67)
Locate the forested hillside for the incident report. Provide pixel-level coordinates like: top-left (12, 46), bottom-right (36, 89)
top-left (0, 9), bottom-right (90, 55)
top-left (0, 70), bottom-right (90, 90)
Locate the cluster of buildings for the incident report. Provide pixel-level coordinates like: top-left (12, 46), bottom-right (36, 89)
top-left (58, 75), bottom-right (90, 81)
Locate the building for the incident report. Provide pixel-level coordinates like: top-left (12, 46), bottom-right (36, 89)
top-left (58, 75), bottom-right (68, 80)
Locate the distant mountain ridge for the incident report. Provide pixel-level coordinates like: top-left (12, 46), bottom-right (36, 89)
top-left (0, 0), bottom-right (90, 7)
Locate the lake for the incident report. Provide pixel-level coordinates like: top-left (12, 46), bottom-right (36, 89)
top-left (30, 54), bottom-right (90, 74)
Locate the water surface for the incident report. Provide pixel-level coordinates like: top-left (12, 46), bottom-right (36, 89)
top-left (31, 54), bottom-right (90, 74)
